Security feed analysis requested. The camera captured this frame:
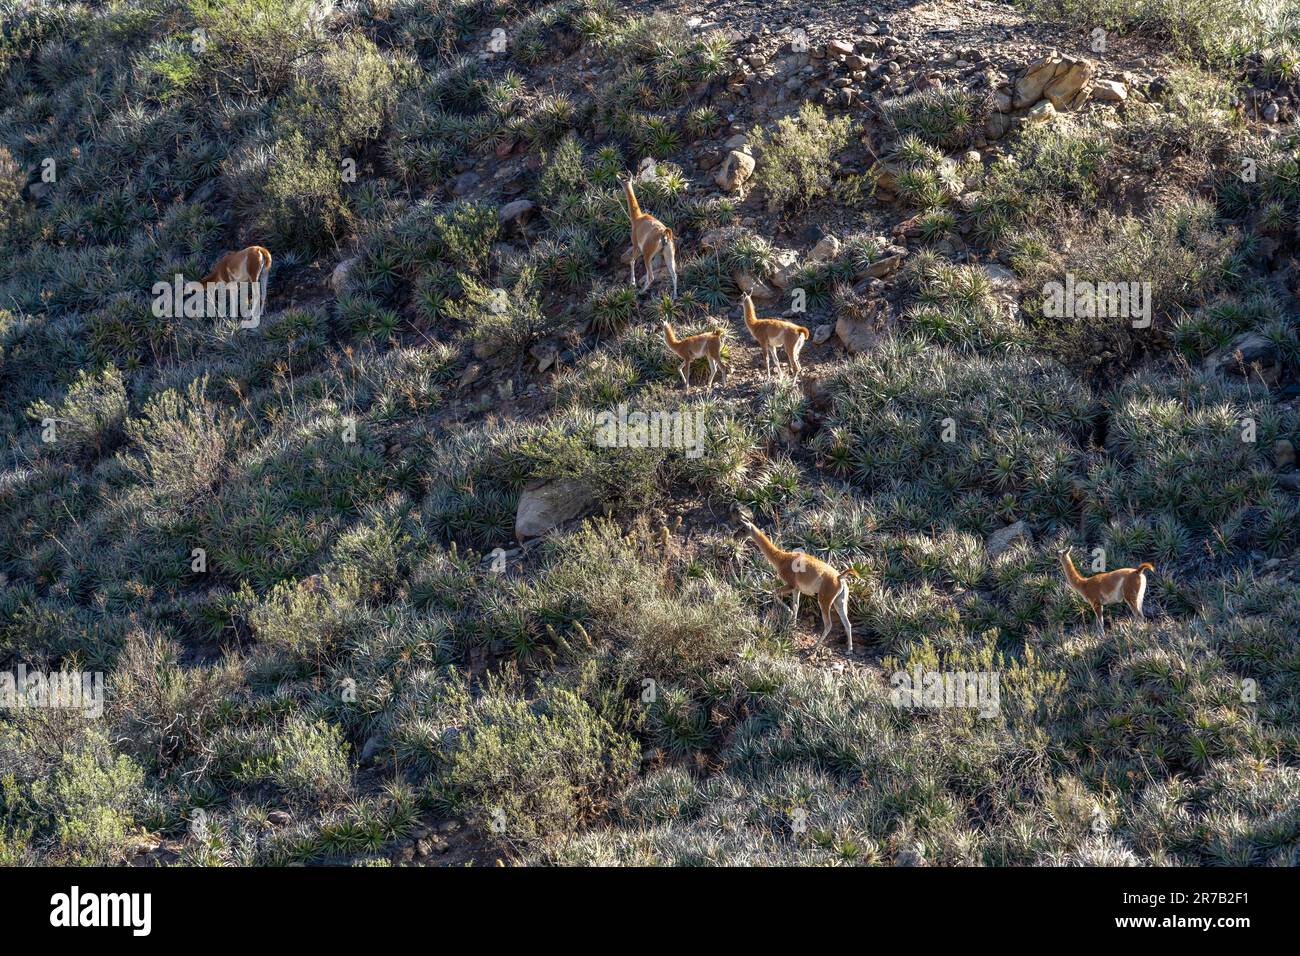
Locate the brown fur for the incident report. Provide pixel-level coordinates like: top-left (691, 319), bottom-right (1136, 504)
top-left (1058, 549), bottom-right (1154, 634)
top-left (742, 518), bottom-right (857, 651)
top-left (203, 245), bottom-right (272, 323)
top-left (661, 321), bottom-right (727, 390)
top-left (623, 179), bottom-right (677, 298)
top-left (741, 293), bottom-right (809, 379)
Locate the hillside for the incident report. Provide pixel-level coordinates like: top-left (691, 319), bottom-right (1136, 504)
top-left (1, 0), bottom-right (1298, 866)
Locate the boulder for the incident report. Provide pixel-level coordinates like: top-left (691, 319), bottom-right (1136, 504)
top-left (769, 248), bottom-right (801, 289)
top-left (497, 198), bottom-right (536, 228)
top-left (808, 234), bottom-right (841, 263)
top-left (331, 257), bottom-right (359, 295)
top-left (1274, 439), bottom-right (1296, 471)
top-left (715, 149), bottom-right (756, 192)
top-left (1091, 79), bottom-right (1128, 102)
top-left (515, 478), bottom-right (598, 541)
top-left (1025, 100), bottom-right (1057, 125)
top-left (1013, 52), bottom-right (1094, 110)
top-left (1204, 332), bottom-right (1284, 385)
top-left (986, 520), bottom-right (1030, 558)
top-left (733, 270), bottom-right (779, 302)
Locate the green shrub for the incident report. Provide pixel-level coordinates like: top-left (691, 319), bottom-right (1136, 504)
top-left (750, 103), bottom-right (853, 210)
top-left (27, 365), bottom-right (128, 462)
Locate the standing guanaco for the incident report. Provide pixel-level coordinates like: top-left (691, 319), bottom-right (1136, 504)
top-left (741, 518), bottom-right (858, 651)
top-left (1058, 549), bottom-right (1155, 635)
top-left (203, 245), bottom-right (272, 323)
top-left (741, 293), bottom-right (809, 380)
top-left (622, 177), bottom-right (677, 298)
top-left (661, 321), bottom-right (727, 390)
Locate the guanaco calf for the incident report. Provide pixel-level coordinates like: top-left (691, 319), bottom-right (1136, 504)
top-left (203, 245), bottom-right (272, 323)
top-left (741, 518), bottom-right (858, 651)
top-left (1058, 549), bottom-right (1155, 634)
top-left (622, 177), bottom-right (677, 298)
top-left (661, 321), bottom-right (727, 390)
top-left (741, 293), bottom-right (809, 380)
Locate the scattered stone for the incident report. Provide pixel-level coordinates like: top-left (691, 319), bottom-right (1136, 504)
top-left (812, 323), bottom-right (834, 345)
top-left (826, 39), bottom-right (855, 58)
top-left (268, 810), bottom-right (292, 826)
top-left (359, 735), bottom-right (382, 764)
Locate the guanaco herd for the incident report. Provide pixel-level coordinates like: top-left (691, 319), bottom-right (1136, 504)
top-left (195, 179), bottom-right (1156, 654)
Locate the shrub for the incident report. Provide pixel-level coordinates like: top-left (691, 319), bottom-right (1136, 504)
top-left (124, 374), bottom-right (243, 505)
top-left (435, 667), bottom-right (640, 849)
top-left (749, 103), bottom-right (853, 210)
top-left (27, 365), bottom-right (128, 462)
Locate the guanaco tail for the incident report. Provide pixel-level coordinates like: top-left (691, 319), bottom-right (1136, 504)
top-left (1058, 549), bottom-right (1155, 635)
top-left (741, 293), bottom-right (809, 380)
top-left (203, 245), bottom-right (272, 323)
top-left (661, 321), bottom-right (728, 390)
top-left (741, 518), bottom-right (858, 651)
top-left (623, 177), bottom-right (677, 299)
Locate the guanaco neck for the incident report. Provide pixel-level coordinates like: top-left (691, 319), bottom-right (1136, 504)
top-left (624, 180), bottom-right (642, 220)
top-left (745, 523), bottom-right (788, 567)
top-left (662, 323), bottom-right (682, 347)
top-left (742, 296), bottom-right (759, 332)
top-left (1060, 552), bottom-right (1086, 586)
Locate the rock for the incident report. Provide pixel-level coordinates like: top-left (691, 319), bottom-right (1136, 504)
top-left (723, 133), bottom-right (750, 151)
top-left (359, 736), bottom-right (382, 764)
top-left (497, 198), bottom-right (535, 228)
top-left (529, 341), bottom-right (559, 373)
top-left (808, 234), bottom-right (841, 263)
top-left (331, 257), bottom-right (359, 295)
top-left (984, 112), bottom-right (1012, 140)
top-left (1014, 52), bottom-right (1094, 110)
top-left (812, 323), bottom-right (834, 345)
top-left (769, 248), bottom-right (801, 289)
top-left (1264, 101), bottom-right (1280, 123)
top-left (267, 810), bottom-right (292, 826)
top-left (515, 478), bottom-right (598, 541)
top-left (986, 520), bottom-right (1030, 558)
top-left (1204, 332), bottom-right (1284, 385)
top-left (858, 253), bottom-right (904, 280)
top-left (715, 149), bottom-right (756, 192)
top-left (1279, 472), bottom-right (1300, 492)
top-left (1025, 100), bottom-right (1057, 125)
top-left (826, 39), bottom-right (855, 58)
top-left (732, 270), bottom-right (778, 302)
top-left (992, 90), bottom-right (1013, 113)
top-left (1274, 439), bottom-right (1296, 470)
top-left (834, 298), bottom-right (890, 353)
top-left (451, 170), bottom-right (480, 196)
top-left (1091, 79), bottom-right (1128, 102)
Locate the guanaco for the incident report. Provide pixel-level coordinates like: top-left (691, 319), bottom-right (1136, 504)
top-left (741, 518), bottom-right (859, 651)
top-left (741, 293), bottom-right (809, 380)
top-left (622, 177), bottom-right (677, 298)
top-left (1058, 549), bottom-right (1155, 635)
top-left (661, 321), bottom-right (727, 390)
top-left (203, 245), bottom-right (272, 323)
